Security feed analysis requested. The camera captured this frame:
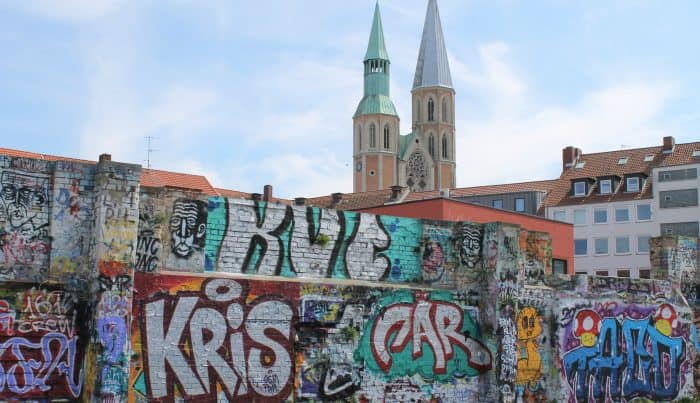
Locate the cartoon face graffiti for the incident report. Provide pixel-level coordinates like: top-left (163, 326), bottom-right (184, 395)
top-left (517, 307), bottom-right (541, 340)
top-left (169, 199), bottom-right (207, 258)
top-left (0, 171), bottom-right (47, 231)
top-left (459, 223), bottom-right (483, 268)
top-left (573, 310), bottom-right (602, 347)
top-left (654, 303), bottom-right (678, 336)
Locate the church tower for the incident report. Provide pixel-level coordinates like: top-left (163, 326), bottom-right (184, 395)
top-left (411, 0), bottom-right (456, 190)
top-left (353, 2), bottom-right (400, 193)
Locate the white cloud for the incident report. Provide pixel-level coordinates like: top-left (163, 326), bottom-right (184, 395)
top-left (454, 42), bottom-right (677, 186)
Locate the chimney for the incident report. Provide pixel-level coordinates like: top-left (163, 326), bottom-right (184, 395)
top-left (294, 197), bottom-right (306, 206)
top-left (662, 136), bottom-right (675, 153)
top-left (251, 193), bottom-right (262, 202)
top-left (562, 146), bottom-right (582, 170)
top-left (263, 184), bottom-right (273, 202)
top-left (99, 153), bottom-right (111, 162)
top-left (331, 192), bottom-right (343, 205)
top-left (390, 185), bottom-right (403, 200)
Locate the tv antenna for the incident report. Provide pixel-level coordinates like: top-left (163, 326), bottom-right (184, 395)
top-left (146, 136), bottom-right (157, 168)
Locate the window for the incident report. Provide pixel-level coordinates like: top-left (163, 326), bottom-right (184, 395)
top-left (428, 98), bottom-right (435, 121)
top-left (442, 98), bottom-right (448, 122)
top-left (617, 269), bottom-right (630, 278)
top-left (357, 127), bottom-right (362, 150)
top-left (639, 269), bottom-right (651, 279)
top-left (369, 124), bottom-right (376, 148)
top-left (441, 135), bottom-right (448, 159)
top-left (596, 270), bottom-right (609, 277)
top-left (383, 125), bottom-right (390, 149)
top-left (660, 222), bottom-right (700, 237)
top-left (637, 204), bottom-right (651, 221)
top-left (615, 207), bottom-right (629, 222)
top-left (573, 209), bottom-right (586, 225)
top-left (574, 239), bottom-right (588, 255)
top-left (693, 149), bottom-right (700, 157)
top-left (574, 181), bottom-right (586, 196)
top-left (618, 157), bottom-right (628, 165)
top-left (658, 168), bottom-right (697, 182)
top-left (594, 208), bottom-right (607, 224)
top-left (637, 235), bottom-right (650, 253)
top-left (553, 210), bottom-right (566, 222)
top-left (553, 259), bottom-right (567, 275)
top-left (626, 177), bottom-right (640, 192)
top-left (594, 238), bottom-right (608, 254)
top-left (644, 154), bottom-right (654, 162)
top-left (599, 179), bottom-right (612, 194)
top-left (659, 189), bottom-right (699, 208)
top-left (415, 100), bottom-right (421, 122)
top-left (428, 135), bottom-right (435, 157)
top-left (615, 237), bottom-right (630, 254)
top-left (515, 198), bottom-right (525, 212)
top-left (492, 199), bottom-right (503, 209)
top-left (575, 161), bottom-right (586, 169)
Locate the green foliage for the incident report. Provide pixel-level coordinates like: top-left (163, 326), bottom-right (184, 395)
top-left (315, 233), bottom-right (331, 247)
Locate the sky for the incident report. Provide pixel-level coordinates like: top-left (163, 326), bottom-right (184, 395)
top-left (1, 0), bottom-right (698, 198)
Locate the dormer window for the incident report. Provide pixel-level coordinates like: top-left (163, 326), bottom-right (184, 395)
top-left (574, 181), bottom-right (586, 197)
top-left (626, 176), bottom-right (640, 192)
top-left (644, 154), bottom-right (654, 162)
top-left (618, 157), bottom-right (628, 165)
top-left (693, 149), bottom-right (700, 158)
top-left (575, 161), bottom-right (586, 169)
top-left (599, 179), bottom-right (612, 194)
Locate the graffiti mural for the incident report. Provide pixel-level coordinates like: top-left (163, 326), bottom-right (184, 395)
top-left (165, 198), bottom-right (207, 271)
top-left (0, 169), bottom-right (50, 272)
top-left (132, 274), bottom-right (296, 401)
top-left (0, 285), bottom-right (87, 400)
top-left (458, 222), bottom-right (483, 269)
top-left (560, 303), bottom-right (691, 402)
top-left (355, 289), bottom-right (492, 380)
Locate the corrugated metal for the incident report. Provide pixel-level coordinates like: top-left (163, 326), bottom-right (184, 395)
top-left (413, 0), bottom-right (453, 89)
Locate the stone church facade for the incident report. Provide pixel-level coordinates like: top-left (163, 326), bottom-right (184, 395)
top-left (353, 0), bottom-right (456, 193)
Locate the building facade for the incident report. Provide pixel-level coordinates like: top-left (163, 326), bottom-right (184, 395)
top-left (353, 0), bottom-right (456, 193)
top-left (545, 137), bottom-right (700, 278)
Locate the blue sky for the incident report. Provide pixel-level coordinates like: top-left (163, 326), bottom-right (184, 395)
top-left (1, 0), bottom-right (698, 197)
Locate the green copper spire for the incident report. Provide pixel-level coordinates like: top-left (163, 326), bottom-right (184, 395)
top-left (364, 2), bottom-right (389, 61)
top-left (355, 1), bottom-right (398, 118)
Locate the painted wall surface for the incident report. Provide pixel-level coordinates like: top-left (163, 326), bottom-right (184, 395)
top-left (358, 198), bottom-right (574, 275)
top-left (0, 151), bottom-right (698, 402)
top-left (129, 273), bottom-right (492, 402)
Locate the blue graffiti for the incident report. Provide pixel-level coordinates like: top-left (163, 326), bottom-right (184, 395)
top-left (563, 316), bottom-right (686, 402)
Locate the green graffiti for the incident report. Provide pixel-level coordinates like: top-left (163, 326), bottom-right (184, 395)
top-left (355, 289), bottom-right (492, 381)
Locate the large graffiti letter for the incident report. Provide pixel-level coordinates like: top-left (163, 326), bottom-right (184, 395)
top-left (345, 214), bottom-right (390, 280)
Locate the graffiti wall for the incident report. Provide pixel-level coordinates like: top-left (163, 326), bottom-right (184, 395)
top-left (130, 272), bottom-right (493, 402)
top-left (0, 150), bottom-right (699, 402)
top-left (0, 283), bottom-right (88, 400)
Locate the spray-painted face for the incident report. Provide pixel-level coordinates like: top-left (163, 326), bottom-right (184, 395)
top-left (170, 199), bottom-right (206, 258)
top-left (1, 171), bottom-right (47, 230)
top-left (517, 307), bottom-right (541, 340)
top-left (460, 223), bottom-right (483, 268)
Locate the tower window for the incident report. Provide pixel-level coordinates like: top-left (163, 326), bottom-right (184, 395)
top-left (441, 134), bottom-right (448, 159)
top-left (428, 98), bottom-right (435, 121)
top-left (428, 134), bottom-right (435, 157)
top-left (383, 125), bottom-right (390, 149)
top-left (369, 124), bottom-right (376, 149)
top-left (415, 99), bottom-right (421, 123)
top-left (357, 126), bottom-right (362, 150)
top-left (442, 98), bottom-right (448, 122)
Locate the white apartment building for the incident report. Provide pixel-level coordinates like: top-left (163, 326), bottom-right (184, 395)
top-left (545, 137), bottom-right (700, 278)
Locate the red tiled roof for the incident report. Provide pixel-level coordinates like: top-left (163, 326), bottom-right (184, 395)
top-left (215, 188), bottom-right (292, 205)
top-left (0, 147), bottom-right (93, 164)
top-left (545, 140), bottom-right (700, 207)
top-left (403, 179), bottom-right (558, 202)
top-left (303, 188), bottom-right (397, 210)
top-left (141, 168), bottom-right (218, 195)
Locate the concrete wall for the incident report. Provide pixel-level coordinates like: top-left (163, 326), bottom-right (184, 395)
top-left (0, 152), bottom-right (698, 402)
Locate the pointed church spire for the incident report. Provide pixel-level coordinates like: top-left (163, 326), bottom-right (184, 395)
top-left (365, 2), bottom-right (389, 61)
top-left (413, 0), bottom-right (453, 89)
